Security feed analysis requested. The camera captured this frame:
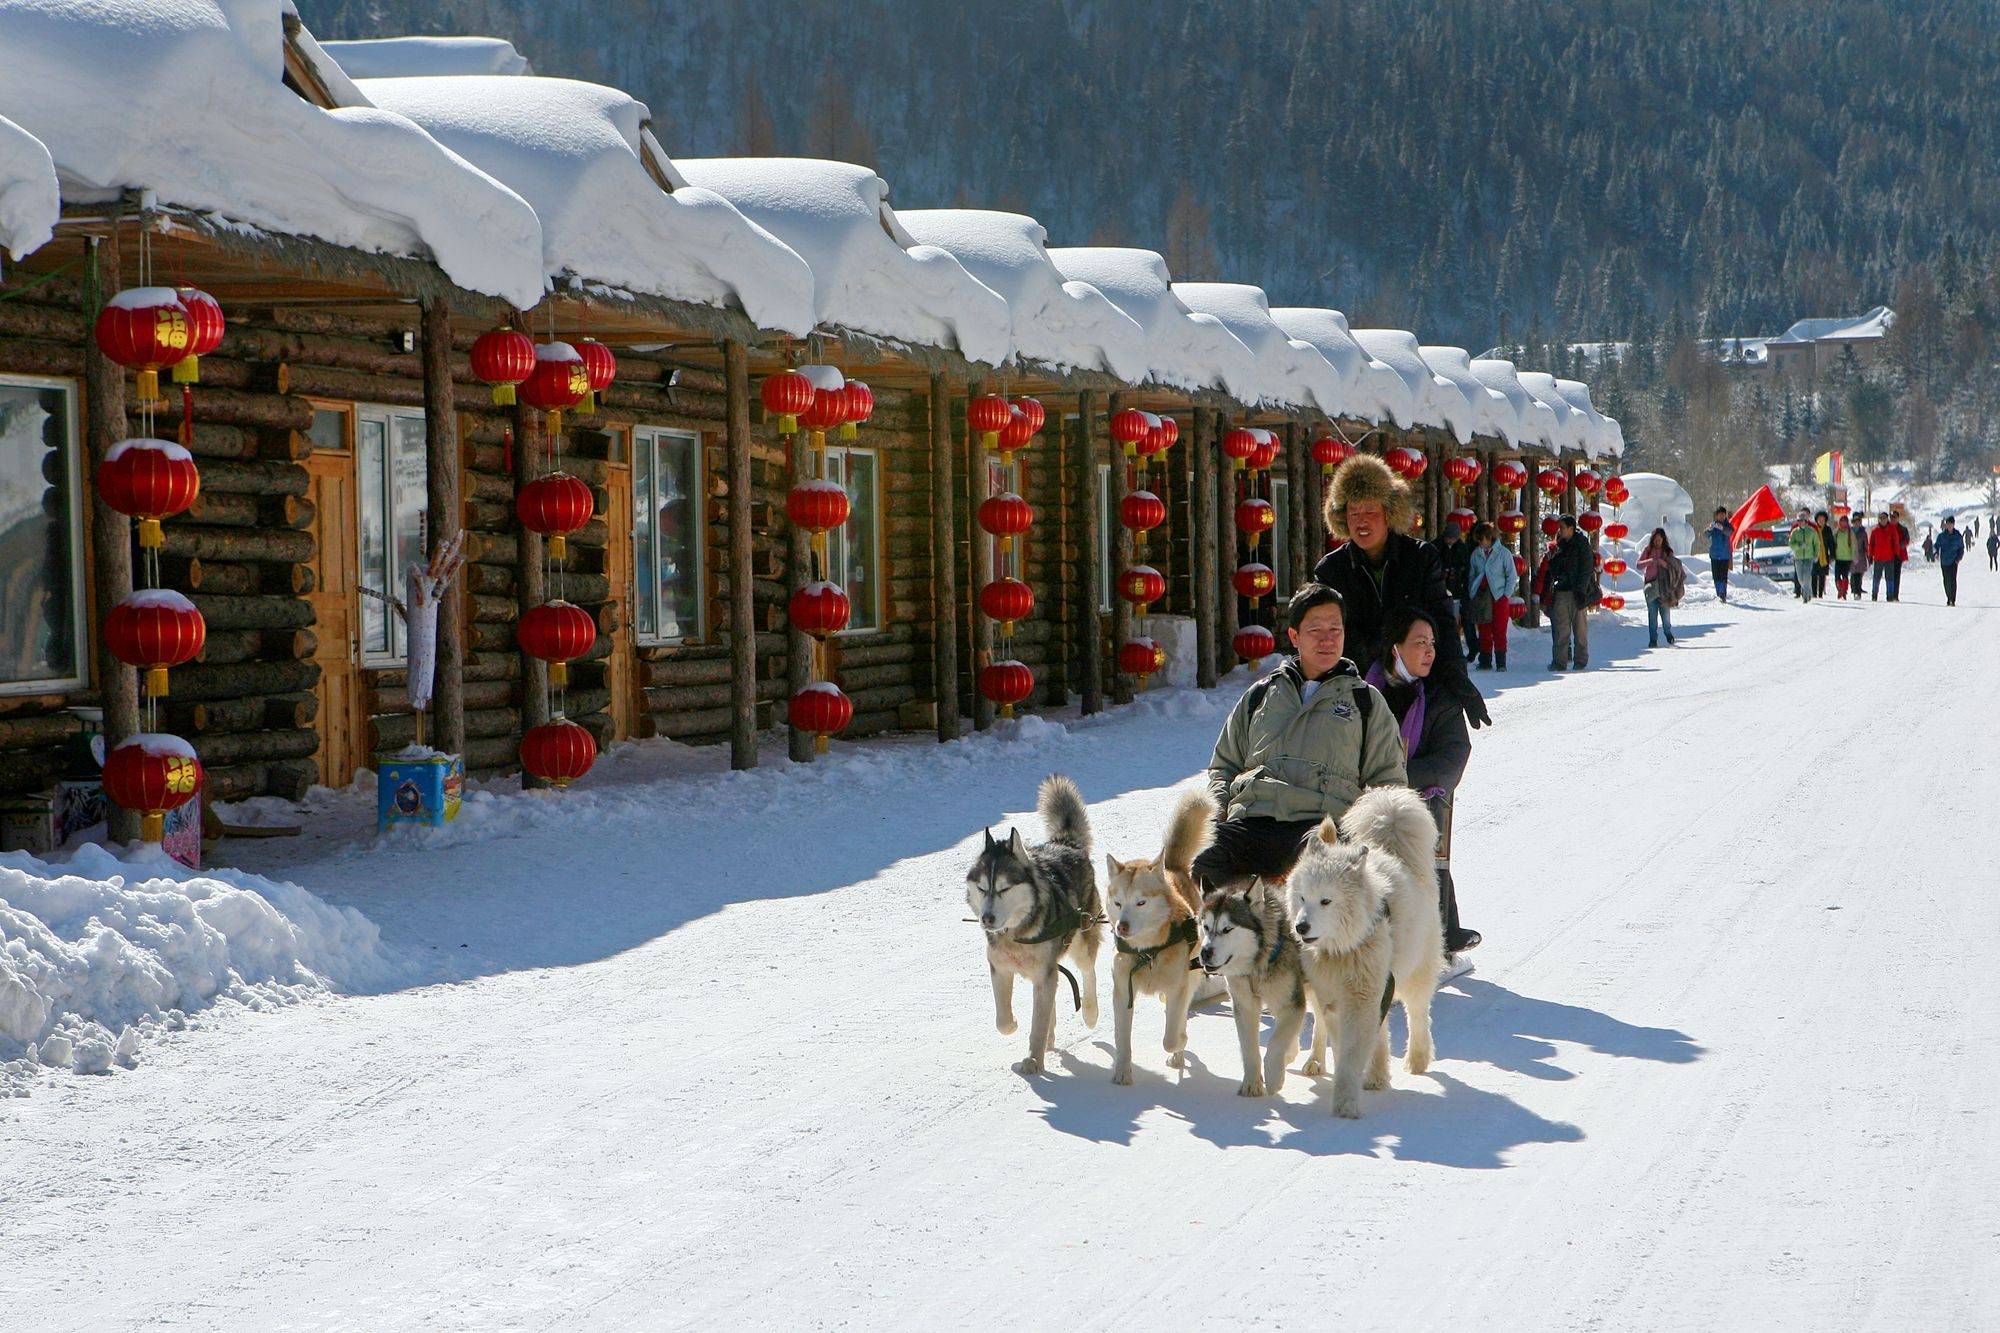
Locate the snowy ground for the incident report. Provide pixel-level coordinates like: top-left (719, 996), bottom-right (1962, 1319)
top-left (4, 560), bottom-right (1998, 1330)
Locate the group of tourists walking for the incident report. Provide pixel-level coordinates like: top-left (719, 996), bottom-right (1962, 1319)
top-left (1705, 503), bottom-right (1981, 609)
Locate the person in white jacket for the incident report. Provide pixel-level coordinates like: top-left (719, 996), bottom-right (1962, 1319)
top-left (1464, 522), bottom-right (1520, 671)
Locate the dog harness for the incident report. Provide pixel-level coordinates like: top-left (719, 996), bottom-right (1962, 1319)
top-left (1117, 917), bottom-right (1200, 1009)
top-left (1011, 895), bottom-right (1089, 947)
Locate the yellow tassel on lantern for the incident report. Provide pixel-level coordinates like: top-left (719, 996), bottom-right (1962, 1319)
top-left (814, 732), bottom-right (830, 755)
top-left (1000, 703), bottom-right (1015, 719)
top-left (137, 518), bottom-right (165, 549)
top-left (1232, 456), bottom-right (1246, 471)
top-left (1248, 532), bottom-right (1263, 549)
top-left (144, 667), bottom-right (169, 698)
top-left (550, 661), bottom-right (569, 688)
top-left (140, 811), bottom-right (164, 843)
top-left (778, 413), bottom-right (797, 434)
top-left (1000, 619), bottom-right (1015, 636)
top-left (172, 355), bottom-right (200, 385)
top-left (547, 409), bottom-right (564, 438)
top-left (839, 421), bottom-right (858, 441)
top-left (1123, 442), bottom-right (1137, 459)
top-left (809, 429), bottom-right (827, 453)
top-left (579, 390), bottom-right (597, 416)
top-left (492, 384), bottom-right (517, 407)
top-left (999, 535), bottom-right (1014, 555)
top-left (979, 431), bottom-right (998, 449)
top-left (136, 368), bottom-right (160, 404)
top-left (548, 534), bottom-right (568, 561)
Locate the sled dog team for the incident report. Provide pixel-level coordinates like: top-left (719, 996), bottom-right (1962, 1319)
top-left (965, 773), bottom-right (1441, 1119)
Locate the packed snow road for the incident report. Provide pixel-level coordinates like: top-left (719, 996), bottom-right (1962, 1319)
top-left (5, 564), bottom-right (1998, 1331)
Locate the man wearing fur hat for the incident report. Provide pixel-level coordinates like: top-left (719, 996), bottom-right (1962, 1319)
top-left (1312, 453), bottom-right (1491, 729)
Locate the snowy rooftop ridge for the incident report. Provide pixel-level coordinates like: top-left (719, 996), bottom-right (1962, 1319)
top-left (677, 158), bottom-right (1011, 366)
top-left (0, 112), bottom-right (57, 262)
top-left (1351, 330), bottom-right (1461, 433)
top-left (1047, 248), bottom-right (1255, 396)
top-left (321, 35), bottom-right (534, 79)
top-left (0, 0), bottom-right (547, 308)
top-left (359, 77), bottom-right (816, 336)
top-left (1517, 371), bottom-right (1590, 454)
top-left (1420, 345), bottom-right (1515, 445)
top-left (896, 209), bottom-right (1149, 383)
top-left (1553, 378), bottom-right (1623, 460)
top-left (1172, 282), bottom-right (1345, 415)
top-left (1470, 359), bottom-right (1560, 452)
top-left (1770, 306), bottom-right (1894, 346)
top-left (1266, 308), bottom-right (1413, 428)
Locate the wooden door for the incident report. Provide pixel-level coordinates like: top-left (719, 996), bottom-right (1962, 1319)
top-left (602, 459), bottom-right (636, 741)
top-left (305, 448), bottom-right (364, 783)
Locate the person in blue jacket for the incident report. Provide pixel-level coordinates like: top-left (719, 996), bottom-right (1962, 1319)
top-left (1705, 507), bottom-right (1734, 603)
top-left (1464, 522), bottom-right (1519, 671)
top-left (1936, 515), bottom-right (1966, 607)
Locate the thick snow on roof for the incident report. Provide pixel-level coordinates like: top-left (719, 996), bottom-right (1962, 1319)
top-left (677, 158), bottom-right (1010, 364)
top-left (360, 77), bottom-right (814, 335)
top-left (0, 2), bottom-right (545, 308)
top-left (1517, 372), bottom-right (1591, 453)
top-left (321, 35), bottom-right (533, 79)
top-left (1048, 248), bottom-right (1255, 397)
top-left (897, 210), bottom-right (1148, 382)
top-left (1468, 358), bottom-right (1554, 450)
top-left (1554, 378), bottom-right (1622, 460)
top-left (1420, 346), bottom-right (1514, 445)
top-left (1351, 329), bottom-right (1460, 433)
top-left (0, 112), bottom-right (57, 261)
top-left (1172, 283), bottom-right (1344, 414)
top-left (1770, 306), bottom-right (1894, 346)
top-left (1267, 308), bottom-right (1412, 428)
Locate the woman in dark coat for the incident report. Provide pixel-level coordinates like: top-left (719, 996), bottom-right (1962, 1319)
top-left (1364, 606), bottom-right (1480, 964)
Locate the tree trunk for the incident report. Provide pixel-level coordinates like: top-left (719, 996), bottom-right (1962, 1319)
top-left (512, 343), bottom-right (551, 784)
top-left (1074, 391), bottom-right (1104, 715)
top-left (967, 379), bottom-right (993, 731)
top-left (1285, 421), bottom-right (1308, 591)
top-left (1192, 406), bottom-right (1219, 688)
top-left (1106, 392), bottom-right (1133, 706)
top-left (1216, 414), bottom-right (1240, 662)
top-left (786, 404), bottom-right (815, 762)
top-left (85, 231), bottom-right (141, 842)
top-left (420, 297), bottom-right (466, 758)
top-left (724, 340), bottom-right (758, 769)
top-left (929, 373), bottom-right (961, 741)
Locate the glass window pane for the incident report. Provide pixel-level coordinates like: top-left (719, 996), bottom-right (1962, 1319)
top-left (0, 381), bottom-right (82, 688)
top-left (358, 417), bottom-right (390, 656)
top-left (308, 408), bottom-right (347, 452)
top-left (844, 451), bottom-right (879, 631)
top-left (632, 432), bottom-right (657, 638)
top-left (391, 414), bottom-right (429, 657)
top-left (654, 435), bottom-right (700, 640)
top-left (823, 452), bottom-right (847, 594)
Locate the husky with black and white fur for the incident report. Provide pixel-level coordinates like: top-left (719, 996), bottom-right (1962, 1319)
top-left (965, 774), bottom-right (1101, 1075)
top-left (1288, 785), bottom-right (1444, 1117)
top-left (1197, 879), bottom-right (1320, 1097)
top-left (1103, 787), bottom-right (1213, 1085)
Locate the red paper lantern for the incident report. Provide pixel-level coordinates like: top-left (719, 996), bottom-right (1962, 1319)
top-left (1573, 468), bottom-right (1601, 497)
top-left (1604, 521), bottom-right (1630, 542)
top-left (517, 471), bottom-right (594, 560)
top-left (520, 342), bottom-right (591, 435)
top-left (1444, 455), bottom-right (1482, 488)
top-left (761, 368), bottom-right (815, 433)
top-left (979, 660), bottom-right (1035, 717)
top-left (789, 581), bottom-right (851, 639)
top-left (1541, 516), bottom-right (1562, 537)
top-left (1604, 476), bottom-right (1630, 506)
top-left (1111, 407), bottom-right (1152, 456)
top-left (1492, 459), bottom-right (1528, 491)
top-left (98, 438), bottom-right (200, 549)
top-left (472, 327), bottom-right (536, 406)
top-left (998, 403), bottom-right (1036, 454)
top-left (1577, 511), bottom-right (1604, 534)
top-left (94, 287), bottom-right (191, 403)
top-left (1233, 624), bottom-right (1276, 663)
top-left (1145, 415), bottom-right (1180, 456)
top-left (797, 367), bottom-right (849, 444)
top-left (1012, 397), bottom-right (1045, 437)
top-left (1537, 466), bottom-right (1568, 496)
top-left (969, 394), bottom-right (1012, 448)
top-left (789, 682), bottom-right (853, 752)
top-left (787, 479), bottom-right (852, 554)
top-left (1497, 509), bottom-right (1527, 536)
top-left (101, 734), bottom-right (202, 844)
top-left (1505, 595), bottom-right (1527, 619)
top-left (1603, 558), bottom-right (1629, 577)
top-left (1446, 507), bottom-right (1478, 534)
top-left (1233, 562), bottom-right (1276, 603)
top-left (1222, 428), bottom-right (1258, 469)
top-left (1118, 565), bottom-right (1165, 608)
top-left (1120, 490), bottom-right (1166, 535)
top-left (574, 338), bottom-right (617, 416)
top-left (1600, 594), bottom-right (1627, 612)
top-left (977, 491), bottom-right (1033, 553)
top-left (839, 380), bottom-right (875, 440)
top-left (1311, 434), bottom-right (1354, 470)
top-left (980, 577), bottom-right (1035, 633)
top-left (518, 600), bottom-right (597, 687)
top-left (170, 287), bottom-right (224, 386)
top-left (1236, 498), bottom-right (1275, 544)
top-left (104, 590), bottom-right (205, 698)
top-left (1248, 430), bottom-right (1282, 472)
top-left (1513, 554), bottom-right (1527, 578)
top-left (521, 718), bottom-right (597, 788)
top-left (1118, 637), bottom-right (1167, 682)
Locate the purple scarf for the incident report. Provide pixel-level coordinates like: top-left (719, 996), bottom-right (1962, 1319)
top-left (1363, 661), bottom-right (1425, 756)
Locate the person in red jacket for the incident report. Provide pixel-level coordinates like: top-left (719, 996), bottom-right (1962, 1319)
top-left (1867, 511), bottom-right (1905, 601)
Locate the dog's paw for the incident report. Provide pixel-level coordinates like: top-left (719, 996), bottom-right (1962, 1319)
top-left (1015, 1055), bottom-right (1044, 1076)
top-left (1167, 1050), bottom-right (1187, 1069)
top-left (1081, 1004), bottom-right (1100, 1030)
top-left (1110, 1063), bottom-right (1134, 1086)
top-left (1302, 1058), bottom-right (1325, 1077)
top-left (996, 1020), bottom-right (1018, 1036)
top-left (1332, 1094), bottom-right (1363, 1119)
top-left (1236, 1076), bottom-right (1266, 1098)
top-left (1363, 1070), bottom-right (1390, 1091)
top-left (1405, 1049), bottom-right (1432, 1076)
top-left (1264, 1069), bottom-right (1287, 1095)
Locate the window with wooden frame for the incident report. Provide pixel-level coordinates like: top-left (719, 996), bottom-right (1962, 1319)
top-left (824, 444), bottom-right (881, 633)
top-left (0, 373), bottom-right (87, 694)
top-left (632, 426), bottom-right (705, 646)
top-left (986, 453), bottom-right (1024, 582)
top-left (356, 404), bottom-right (428, 665)
top-left (1095, 462), bottom-right (1113, 613)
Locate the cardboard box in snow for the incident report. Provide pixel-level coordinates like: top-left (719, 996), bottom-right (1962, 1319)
top-left (377, 750), bottom-right (463, 830)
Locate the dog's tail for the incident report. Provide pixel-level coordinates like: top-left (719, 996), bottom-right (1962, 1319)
top-left (1037, 774), bottom-right (1091, 853)
top-left (1161, 786), bottom-right (1217, 875)
top-left (1337, 786), bottom-right (1438, 880)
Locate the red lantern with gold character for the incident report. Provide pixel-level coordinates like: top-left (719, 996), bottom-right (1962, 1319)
top-left (1603, 558), bottom-right (1629, 577)
top-left (1536, 466), bottom-right (1568, 497)
top-left (521, 718), bottom-right (597, 788)
top-left (1604, 521), bottom-right (1630, 542)
top-left (517, 471), bottom-right (594, 560)
top-left (105, 591), bottom-right (205, 698)
top-left (94, 288), bottom-right (190, 404)
top-left (1233, 624), bottom-right (1275, 663)
top-left (1497, 509), bottom-right (1527, 536)
top-left (101, 734), bottom-right (203, 844)
top-left (1118, 565), bottom-right (1165, 609)
top-left (1600, 593), bottom-right (1626, 612)
top-left (99, 438), bottom-right (201, 549)
top-left (472, 327), bottom-right (536, 406)
top-left (1492, 459), bottom-right (1528, 492)
top-left (171, 288), bottom-right (224, 386)
top-left (574, 338), bottom-right (617, 416)
top-left (1235, 498), bottom-right (1275, 545)
top-left (1233, 562), bottom-right (1276, 603)
top-left (1118, 637), bottom-right (1167, 683)
top-left (520, 342), bottom-right (591, 436)
top-left (1573, 467), bottom-right (1601, 497)
top-left (1577, 510), bottom-right (1604, 535)
top-left (518, 600), bottom-right (597, 688)
top-left (1603, 476), bottom-right (1630, 506)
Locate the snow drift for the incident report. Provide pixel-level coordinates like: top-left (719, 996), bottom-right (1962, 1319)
top-left (1047, 247), bottom-right (1257, 396)
top-left (0, 845), bottom-right (400, 1091)
top-left (322, 35), bottom-right (534, 79)
top-left (0, 111), bottom-right (57, 261)
top-left (1174, 281), bottom-right (1345, 414)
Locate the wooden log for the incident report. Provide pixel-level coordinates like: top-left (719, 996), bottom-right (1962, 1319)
top-left (1216, 414), bottom-right (1239, 658)
top-left (195, 628), bottom-right (317, 665)
top-left (1286, 422), bottom-right (1309, 592)
top-left (281, 363), bottom-right (492, 414)
top-left (128, 386), bottom-right (313, 434)
top-left (186, 490), bottom-right (314, 530)
top-left (420, 296), bottom-right (467, 759)
top-left (225, 325), bottom-right (426, 376)
top-left (1106, 391), bottom-right (1134, 706)
top-left (372, 676), bottom-right (513, 714)
top-left (164, 693), bottom-right (316, 735)
top-left (160, 523), bottom-right (313, 564)
top-left (785, 406), bottom-right (813, 763)
top-left (84, 229), bottom-right (140, 842)
top-left (1071, 391), bottom-right (1105, 716)
top-left (193, 727), bottom-right (321, 767)
top-left (649, 705), bottom-right (735, 741)
top-left (167, 658), bottom-right (319, 702)
top-left (0, 299), bottom-right (86, 342)
top-left (723, 339), bottom-right (758, 770)
top-left (192, 456), bottom-right (312, 497)
top-left (512, 353), bottom-right (551, 784)
top-left (929, 373), bottom-right (961, 742)
top-left (189, 593), bottom-right (315, 631)
top-left (1192, 407), bottom-right (1219, 688)
top-left (0, 710), bottom-right (82, 748)
top-left (967, 379), bottom-right (994, 732)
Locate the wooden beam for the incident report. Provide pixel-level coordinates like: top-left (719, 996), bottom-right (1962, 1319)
top-left (511, 322), bottom-right (551, 785)
top-left (929, 373), bottom-right (961, 741)
top-left (419, 296), bottom-right (465, 758)
top-left (786, 416), bottom-right (815, 761)
top-left (967, 379), bottom-right (993, 731)
top-left (1074, 391), bottom-right (1104, 715)
top-left (1192, 406), bottom-right (1219, 689)
top-left (723, 339), bottom-right (758, 769)
top-left (1216, 413), bottom-right (1239, 662)
top-left (1285, 421), bottom-right (1308, 592)
top-left (1106, 391), bottom-right (1133, 707)
top-left (1523, 456), bottom-right (1543, 630)
top-left (84, 231), bottom-right (141, 841)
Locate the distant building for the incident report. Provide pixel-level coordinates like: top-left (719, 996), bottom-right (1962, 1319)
top-left (1552, 306), bottom-right (1893, 378)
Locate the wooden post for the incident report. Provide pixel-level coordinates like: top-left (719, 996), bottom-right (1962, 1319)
top-left (1285, 421), bottom-right (1308, 592)
top-left (1074, 391), bottom-right (1104, 715)
top-left (929, 374), bottom-right (962, 741)
top-left (1522, 456), bottom-right (1543, 630)
top-left (1106, 391), bottom-right (1133, 707)
top-left (967, 379), bottom-right (993, 731)
top-left (1191, 406), bottom-right (1218, 688)
top-left (786, 409), bottom-right (815, 760)
top-left (419, 297), bottom-right (465, 758)
top-left (84, 230), bottom-right (141, 842)
top-left (723, 340), bottom-right (757, 769)
top-left (1216, 414), bottom-right (1239, 661)
top-left (511, 338), bottom-right (551, 786)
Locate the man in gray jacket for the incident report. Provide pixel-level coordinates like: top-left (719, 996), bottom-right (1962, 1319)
top-left (1191, 582), bottom-right (1408, 891)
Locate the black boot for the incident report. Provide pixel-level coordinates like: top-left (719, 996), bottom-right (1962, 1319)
top-left (1477, 649), bottom-right (1492, 669)
top-left (1496, 650), bottom-right (1507, 671)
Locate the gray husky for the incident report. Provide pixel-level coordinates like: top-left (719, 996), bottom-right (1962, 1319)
top-left (1198, 880), bottom-right (1316, 1097)
top-left (965, 775), bottom-right (1101, 1075)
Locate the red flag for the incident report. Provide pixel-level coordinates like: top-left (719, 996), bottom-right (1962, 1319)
top-left (1730, 485), bottom-right (1785, 548)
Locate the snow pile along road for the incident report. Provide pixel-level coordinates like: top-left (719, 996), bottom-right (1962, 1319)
top-left (0, 846), bottom-right (400, 1091)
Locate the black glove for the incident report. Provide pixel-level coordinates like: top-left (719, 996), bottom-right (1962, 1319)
top-left (1459, 680), bottom-right (1492, 729)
